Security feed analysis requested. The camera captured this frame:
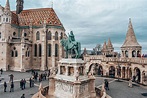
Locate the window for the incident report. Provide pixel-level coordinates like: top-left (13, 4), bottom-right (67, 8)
top-left (13, 32), bottom-right (16, 36)
top-left (34, 44), bottom-right (37, 57)
top-left (11, 51), bottom-right (14, 57)
top-left (47, 44), bottom-right (51, 57)
top-left (15, 51), bottom-right (18, 57)
top-left (24, 33), bottom-right (27, 37)
top-left (39, 44), bottom-right (42, 57)
top-left (60, 32), bottom-right (63, 40)
top-left (55, 44), bottom-right (58, 57)
top-left (36, 31), bottom-right (40, 40)
top-left (47, 31), bottom-right (51, 40)
top-left (0, 32), bottom-right (1, 39)
top-left (25, 47), bottom-right (30, 57)
top-left (55, 31), bottom-right (58, 40)
top-left (6, 18), bottom-right (8, 22)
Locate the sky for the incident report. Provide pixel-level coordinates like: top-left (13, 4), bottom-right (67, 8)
top-left (1, 0), bottom-right (147, 53)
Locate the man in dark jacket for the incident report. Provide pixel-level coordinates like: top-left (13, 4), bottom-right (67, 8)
top-left (4, 81), bottom-right (7, 92)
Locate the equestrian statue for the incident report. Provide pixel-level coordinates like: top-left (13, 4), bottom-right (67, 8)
top-left (60, 31), bottom-right (81, 58)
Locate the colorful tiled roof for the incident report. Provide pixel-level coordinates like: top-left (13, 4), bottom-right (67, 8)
top-left (11, 8), bottom-right (63, 27)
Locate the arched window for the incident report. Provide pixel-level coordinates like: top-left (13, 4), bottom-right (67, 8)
top-left (28, 51), bottom-right (30, 57)
top-left (15, 51), bottom-right (18, 57)
top-left (13, 32), bottom-right (16, 36)
top-left (36, 31), bottom-right (40, 40)
top-left (39, 44), bottom-right (42, 57)
top-left (11, 51), bottom-right (14, 57)
top-left (25, 51), bottom-right (27, 57)
top-left (47, 31), bottom-right (51, 40)
top-left (55, 31), bottom-right (58, 40)
top-left (6, 18), bottom-right (8, 22)
top-left (60, 32), bottom-right (63, 40)
top-left (24, 33), bottom-right (27, 37)
top-left (47, 44), bottom-right (51, 57)
top-left (125, 50), bottom-right (128, 57)
top-left (0, 32), bottom-right (1, 38)
top-left (55, 44), bottom-right (58, 57)
top-left (34, 44), bottom-right (37, 57)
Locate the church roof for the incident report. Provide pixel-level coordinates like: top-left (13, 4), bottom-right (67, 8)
top-left (122, 18), bottom-right (141, 48)
top-left (11, 8), bottom-right (63, 27)
top-left (102, 41), bottom-right (108, 51)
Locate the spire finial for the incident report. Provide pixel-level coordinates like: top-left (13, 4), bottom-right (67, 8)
top-left (4, 0), bottom-right (10, 11)
top-left (51, 0), bottom-right (54, 8)
top-left (128, 18), bottom-right (133, 29)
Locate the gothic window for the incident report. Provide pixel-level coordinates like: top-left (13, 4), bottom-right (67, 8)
top-left (15, 51), bottom-right (18, 57)
top-left (25, 51), bottom-right (27, 57)
top-left (125, 50), bottom-right (128, 57)
top-left (55, 44), bottom-right (58, 57)
top-left (24, 33), bottom-right (27, 37)
top-left (36, 31), bottom-right (40, 40)
top-left (13, 32), bottom-right (16, 36)
top-left (39, 44), bottom-right (42, 57)
top-left (6, 18), bottom-right (8, 22)
top-left (60, 32), bottom-right (63, 40)
top-left (11, 51), bottom-right (14, 57)
top-left (34, 44), bottom-right (37, 57)
top-left (47, 44), bottom-right (51, 57)
top-left (47, 31), bottom-right (51, 40)
top-left (55, 31), bottom-right (58, 40)
top-left (3, 18), bottom-right (5, 22)
top-left (28, 51), bottom-right (30, 57)
top-left (0, 32), bottom-right (1, 38)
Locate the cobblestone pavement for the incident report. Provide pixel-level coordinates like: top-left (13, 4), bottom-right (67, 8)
top-left (0, 72), bottom-right (147, 98)
top-left (0, 71), bottom-right (49, 98)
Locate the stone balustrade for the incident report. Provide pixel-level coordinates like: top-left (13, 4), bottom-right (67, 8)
top-left (84, 55), bottom-right (147, 65)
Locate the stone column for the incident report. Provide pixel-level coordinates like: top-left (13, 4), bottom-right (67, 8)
top-left (73, 81), bottom-right (80, 98)
top-left (125, 67), bottom-right (128, 79)
top-left (89, 77), bottom-right (96, 98)
top-left (48, 76), bottom-right (55, 96)
top-left (41, 31), bottom-right (46, 71)
top-left (52, 39), bottom-right (55, 67)
top-left (140, 71), bottom-right (143, 84)
top-left (115, 68), bottom-right (118, 78)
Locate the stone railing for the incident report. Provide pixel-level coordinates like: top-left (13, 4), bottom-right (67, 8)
top-left (84, 55), bottom-right (147, 65)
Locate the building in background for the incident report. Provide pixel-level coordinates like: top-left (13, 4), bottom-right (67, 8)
top-left (0, 0), bottom-right (65, 71)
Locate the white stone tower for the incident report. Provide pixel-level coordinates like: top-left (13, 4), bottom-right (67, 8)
top-left (0, 0), bottom-right (11, 70)
top-left (121, 18), bottom-right (142, 58)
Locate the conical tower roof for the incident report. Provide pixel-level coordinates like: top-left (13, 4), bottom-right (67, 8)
top-left (107, 38), bottom-right (113, 48)
top-left (122, 18), bottom-right (141, 47)
top-left (102, 41), bottom-right (107, 50)
top-left (4, 0), bottom-right (10, 11)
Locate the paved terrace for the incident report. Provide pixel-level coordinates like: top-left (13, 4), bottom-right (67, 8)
top-left (0, 72), bottom-right (146, 98)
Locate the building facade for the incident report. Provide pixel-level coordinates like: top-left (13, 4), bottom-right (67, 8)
top-left (84, 19), bottom-right (147, 85)
top-left (0, 0), bottom-right (65, 71)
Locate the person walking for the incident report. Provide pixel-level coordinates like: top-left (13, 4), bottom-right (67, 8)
top-left (10, 82), bottom-right (14, 92)
top-left (128, 79), bottom-right (133, 88)
top-left (23, 79), bottom-right (26, 89)
top-left (4, 81), bottom-right (7, 92)
top-left (20, 79), bottom-right (23, 90)
top-left (21, 94), bottom-right (25, 98)
top-left (29, 78), bottom-right (32, 88)
top-left (104, 79), bottom-right (109, 90)
top-left (0, 68), bottom-right (3, 74)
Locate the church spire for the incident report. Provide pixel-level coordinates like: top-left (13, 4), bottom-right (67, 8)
top-left (4, 0), bottom-right (10, 11)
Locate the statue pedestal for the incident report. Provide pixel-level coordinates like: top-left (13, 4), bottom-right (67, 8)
top-left (48, 58), bottom-right (96, 98)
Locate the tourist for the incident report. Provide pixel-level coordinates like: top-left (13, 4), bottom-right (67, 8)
top-left (20, 79), bottom-right (23, 90)
top-left (10, 82), bottom-right (14, 92)
top-left (128, 79), bottom-right (133, 88)
top-left (0, 68), bottom-right (3, 74)
top-left (21, 94), bottom-right (25, 98)
top-left (29, 78), bottom-right (32, 88)
top-left (32, 79), bottom-right (34, 87)
top-left (9, 74), bottom-right (14, 82)
top-left (104, 79), bottom-right (109, 90)
top-left (4, 81), bottom-right (7, 92)
top-left (23, 79), bottom-right (26, 89)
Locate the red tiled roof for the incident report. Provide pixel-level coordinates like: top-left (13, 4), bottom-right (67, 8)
top-left (11, 8), bottom-right (63, 27)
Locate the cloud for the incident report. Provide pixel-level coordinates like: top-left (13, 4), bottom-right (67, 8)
top-left (1, 0), bottom-right (147, 53)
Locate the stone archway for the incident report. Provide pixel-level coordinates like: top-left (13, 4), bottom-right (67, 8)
top-left (109, 66), bottom-right (115, 78)
top-left (96, 65), bottom-right (103, 76)
top-left (134, 67), bottom-right (141, 83)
